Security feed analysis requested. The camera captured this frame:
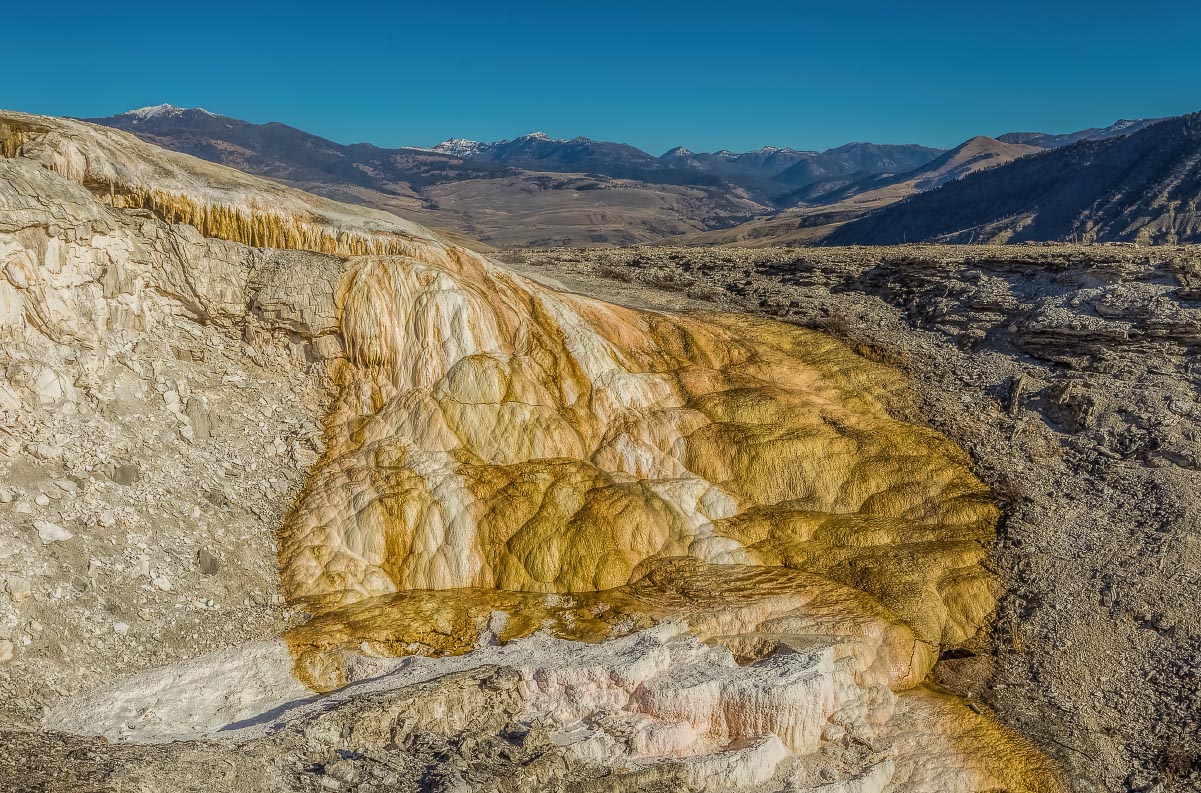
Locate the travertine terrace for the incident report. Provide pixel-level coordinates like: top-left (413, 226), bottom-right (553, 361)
top-left (1, 111), bottom-right (1063, 791)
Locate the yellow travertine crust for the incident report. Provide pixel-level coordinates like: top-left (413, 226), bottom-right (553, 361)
top-left (275, 247), bottom-right (1058, 790)
top-left (282, 249), bottom-right (997, 609)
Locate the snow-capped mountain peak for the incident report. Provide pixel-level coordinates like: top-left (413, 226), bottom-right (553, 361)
top-left (1109, 119), bottom-right (1144, 131)
top-left (432, 131), bottom-right (571, 157)
top-left (432, 138), bottom-right (492, 158)
top-left (120, 104), bottom-right (216, 122)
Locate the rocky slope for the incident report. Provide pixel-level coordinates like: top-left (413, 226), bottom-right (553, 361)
top-left (503, 243), bottom-right (1201, 793)
top-left (1, 111), bottom-right (1064, 792)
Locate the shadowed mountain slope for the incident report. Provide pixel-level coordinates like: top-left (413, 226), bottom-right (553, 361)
top-left (772, 142), bottom-right (946, 188)
top-left (997, 117), bottom-right (1165, 148)
top-left (669, 136), bottom-right (1040, 247)
top-left (784, 136), bottom-right (1040, 207)
top-left (829, 112), bottom-right (1201, 245)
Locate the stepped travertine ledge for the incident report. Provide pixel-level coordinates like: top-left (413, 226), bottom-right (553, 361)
top-left (1, 111), bottom-right (1063, 791)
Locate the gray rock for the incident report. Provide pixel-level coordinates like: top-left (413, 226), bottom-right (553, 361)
top-left (184, 398), bottom-right (211, 440)
top-left (197, 549), bottom-right (219, 576)
top-left (33, 520), bottom-right (71, 545)
top-left (111, 464), bottom-right (141, 486)
top-left (26, 442), bottom-right (62, 461)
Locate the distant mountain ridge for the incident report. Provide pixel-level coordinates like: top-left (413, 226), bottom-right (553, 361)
top-left (656, 145), bottom-right (821, 187)
top-left (666, 135), bottom-right (1042, 248)
top-left (997, 117), bottom-right (1165, 149)
top-left (85, 106), bottom-right (773, 247)
top-left (419, 128), bottom-right (947, 195)
top-left (83, 105), bottom-right (1192, 248)
top-left (829, 111), bottom-right (1201, 245)
top-left (785, 136), bottom-right (1041, 207)
top-left (434, 130), bottom-right (716, 186)
top-left (93, 105), bottom-right (947, 196)
top-left (771, 142), bottom-right (946, 188)
top-left (87, 105), bottom-right (509, 190)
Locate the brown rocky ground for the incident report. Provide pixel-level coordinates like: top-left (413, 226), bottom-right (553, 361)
top-left (499, 243), bottom-right (1201, 793)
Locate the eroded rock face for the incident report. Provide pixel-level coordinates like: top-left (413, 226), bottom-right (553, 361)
top-left (0, 111), bottom-right (1061, 791)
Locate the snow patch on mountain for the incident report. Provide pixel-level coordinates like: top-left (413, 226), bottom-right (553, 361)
top-left (432, 138), bottom-right (492, 158)
top-left (120, 104), bottom-right (217, 122)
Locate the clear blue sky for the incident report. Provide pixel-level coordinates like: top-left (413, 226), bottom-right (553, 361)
top-left (8, 0), bottom-right (1200, 154)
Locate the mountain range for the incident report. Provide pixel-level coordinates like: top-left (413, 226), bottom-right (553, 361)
top-left (828, 113), bottom-right (1196, 245)
top-left (89, 104), bottom-right (949, 196)
top-left (671, 135), bottom-right (1043, 247)
top-left (996, 118), bottom-right (1164, 149)
top-left (86, 105), bottom-right (1185, 248)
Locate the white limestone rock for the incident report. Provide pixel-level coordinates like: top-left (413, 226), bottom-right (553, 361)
top-left (33, 520), bottom-right (71, 545)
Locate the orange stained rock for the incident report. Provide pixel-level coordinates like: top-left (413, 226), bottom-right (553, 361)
top-left (285, 558), bottom-right (930, 692)
top-left (280, 249), bottom-right (997, 617)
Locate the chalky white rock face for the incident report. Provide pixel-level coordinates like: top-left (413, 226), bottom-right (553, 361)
top-left (0, 116), bottom-right (365, 717)
top-left (1, 111), bottom-right (1061, 791)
